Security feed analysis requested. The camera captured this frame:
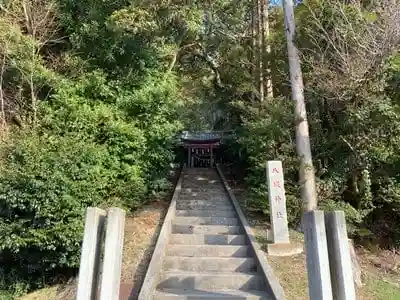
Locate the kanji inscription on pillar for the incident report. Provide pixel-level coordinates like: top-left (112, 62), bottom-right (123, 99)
top-left (267, 161), bottom-right (290, 243)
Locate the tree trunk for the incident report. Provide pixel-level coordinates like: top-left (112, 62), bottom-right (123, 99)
top-left (283, 0), bottom-right (318, 211)
top-left (30, 46), bottom-right (37, 124)
top-left (262, 0), bottom-right (273, 98)
top-left (251, 0), bottom-right (256, 79)
top-left (0, 51), bottom-right (6, 134)
top-left (257, 0), bottom-right (264, 102)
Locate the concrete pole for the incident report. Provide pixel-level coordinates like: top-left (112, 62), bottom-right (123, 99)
top-left (76, 207), bottom-right (106, 300)
top-left (325, 211), bottom-right (356, 300)
top-left (303, 210), bottom-right (333, 300)
top-left (99, 208), bottom-right (126, 300)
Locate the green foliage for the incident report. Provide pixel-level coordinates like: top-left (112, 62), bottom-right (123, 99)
top-left (0, 0), bottom-right (183, 293)
top-left (233, 1), bottom-right (400, 246)
top-left (0, 72), bottom-right (181, 293)
top-left (0, 290), bottom-right (14, 300)
top-left (0, 0), bottom-right (399, 295)
top-left (234, 99), bottom-right (302, 225)
top-left (0, 134), bottom-right (113, 292)
top-left (363, 275), bottom-right (400, 300)
top-left (318, 199), bottom-right (363, 234)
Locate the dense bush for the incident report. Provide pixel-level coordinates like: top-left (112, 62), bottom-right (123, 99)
top-left (0, 134), bottom-right (114, 291)
top-left (0, 66), bottom-right (182, 291)
top-left (234, 99), bottom-right (303, 225)
top-left (0, 0), bottom-right (183, 291)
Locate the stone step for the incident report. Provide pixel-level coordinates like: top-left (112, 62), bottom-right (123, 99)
top-left (183, 171), bottom-right (217, 174)
top-left (180, 190), bottom-right (226, 194)
top-left (179, 191), bottom-right (226, 196)
top-left (183, 178), bottom-right (217, 180)
top-left (178, 195), bottom-right (228, 200)
top-left (169, 234), bottom-right (247, 245)
top-left (172, 224), bottom-right (243, 235)
top-left (154, 288), bottom-right (271, 300)
top-left (183, 174), bottom-right (219, 178)
top-left (181, 184), bottom-right (221, 189)
top-left (163, 257), bottom-right (257, 272)
top-left (157, 271), bottom-right (264, 291)
top-left (183, 177), bottom-right (220, 180)
top-left (179, 191), bottom-right (226, 195)
top-left (173, 217), bottom-right (239, 226)
top-left (179, 197), bottom-right (228, 201)
top-left (183, 168), bottom-right (217, 171)
top-left (176, 202), bottom-right (233, 210)
top-left (183, 172), bottom-right (217, 175)
top-left (183, 174), bottom-right (219, 177)
top-left (181, 188), bottom-right (225, 193)
top-left (166, 245), bottom-right (250, 257)
top-left (182, 180), bottom-right (220, 183)
top-left (175, 210), bottom-right (237, 218)
top-left (182, 180), bottom-right (220, 184)
top-left (178, 196), bottom-right (229, 200)
top-left (183, 173), bottom-right (219, 176)
top-left (183, 168), bottom-right (216, 171)
top-left (177, 199), bottom-right (231, 206)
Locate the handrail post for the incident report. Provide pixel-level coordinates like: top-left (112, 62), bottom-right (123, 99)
top-left (99, 207), bottom-right (126, 300)
top-left (76, 207), bottom-right (106, 300)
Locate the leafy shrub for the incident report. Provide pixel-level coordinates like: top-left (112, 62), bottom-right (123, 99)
top-left (318, 199), bottom-right (363, 234)
top-left (0, 70), bottom-right (181, 293)
top-left (234, 99), bottom-right (303, 225)
top-left (0, 133), bottom-right (121, 291)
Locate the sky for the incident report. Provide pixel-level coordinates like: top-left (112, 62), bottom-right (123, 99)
top-left (270, 0), bottom-right (282, 5)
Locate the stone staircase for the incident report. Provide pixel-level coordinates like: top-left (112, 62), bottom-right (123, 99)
top-left (150, 168), bottom-right (274, 299)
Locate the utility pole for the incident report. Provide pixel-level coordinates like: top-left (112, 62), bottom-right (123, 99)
top-left (282, 0), bottom-right (317, 211)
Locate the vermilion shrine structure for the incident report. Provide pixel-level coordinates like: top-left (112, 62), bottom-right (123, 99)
top-left (178, 131), bottom-right (233, 168)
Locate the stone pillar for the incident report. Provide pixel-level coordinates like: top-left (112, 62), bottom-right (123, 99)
top-left (304, 210), bottom-right (333, 300)
top-left (325, 211), bottom-right (356, 300)
top-left (267, 161), bottom-right (290, 243)
top-left (76, 207), bottom-right (106, 300)
top-left (99, 208), bottom-right (126, 300)
top-left (266, 161), bottom-right (302, 256)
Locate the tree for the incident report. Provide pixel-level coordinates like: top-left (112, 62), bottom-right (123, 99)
top-left (262, 0), bottom-right (273, 98)
top-left (0, 0), bottom-right (59, 125)
top-left (282, 0), bottom-right (318, 211)
top-left (257, 0), bottom-right (264, 102)
top-left (253, 0), bottom-right (274, 102)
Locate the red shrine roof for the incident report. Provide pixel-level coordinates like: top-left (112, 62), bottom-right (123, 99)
top-left (177, 131), bottom-right (234, 146)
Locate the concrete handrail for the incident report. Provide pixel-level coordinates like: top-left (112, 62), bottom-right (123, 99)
top-left (138, 168), bottom-right (183, 300)
top-left (76, 207), bottom-right (126, 300)
top-left (99, 208), bottom-right (126, 300)
top-left (77, 208), bottom-right (107, 300)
